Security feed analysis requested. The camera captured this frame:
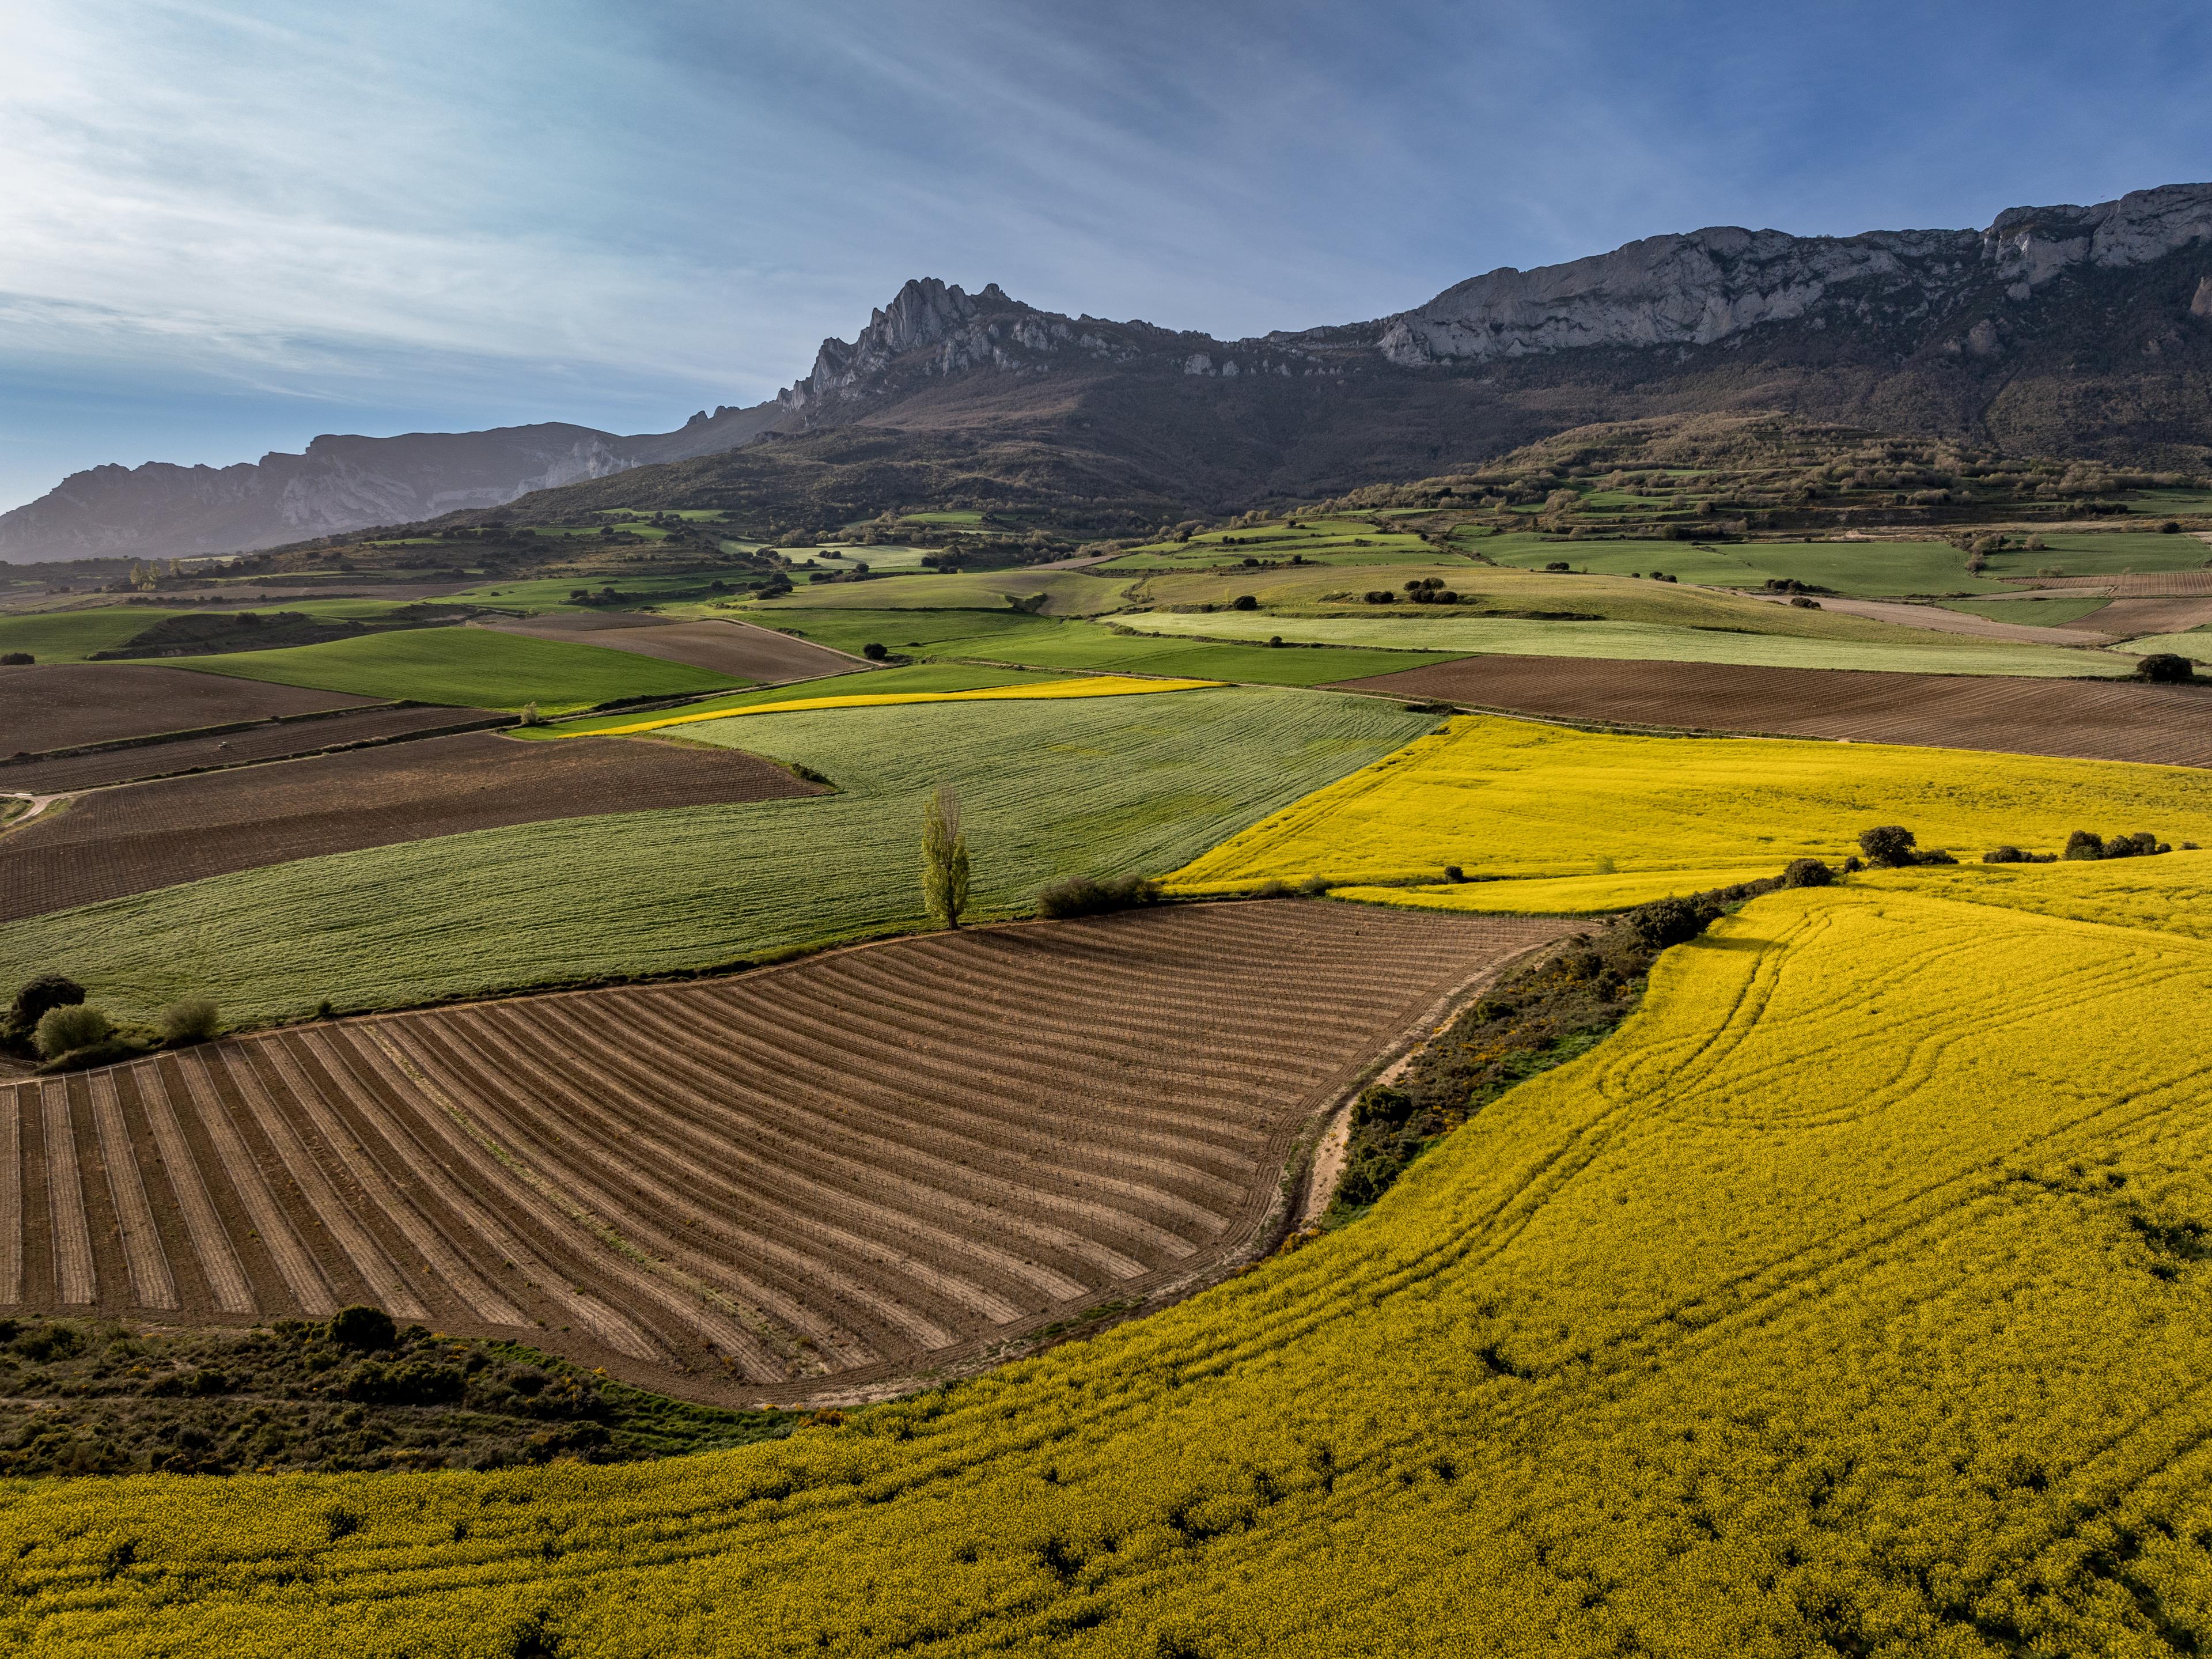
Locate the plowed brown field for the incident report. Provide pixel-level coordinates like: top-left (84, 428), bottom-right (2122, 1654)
top-left (2059, 596), bottom-right (2212, 635)
top-left (1, 704), bottom-right (503, 793)
top-left (0, 903), bottom-right (1560, 1399)
top-left (1334, 655), bottom-right (2212, 767)
top-left (2009, 571), bottom-right (2212, 594)
top-left (483, 615), bottom-right (857, 681)
top-left (0, 732), bottom-right (819, 921)
top-left (1, 663), bottom-right (374, 755)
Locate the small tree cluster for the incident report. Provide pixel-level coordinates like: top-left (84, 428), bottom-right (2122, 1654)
top-left (2064, 830), bottom-right (2170, 862)
top-left (1036, 873), bottom-right (1164, 919)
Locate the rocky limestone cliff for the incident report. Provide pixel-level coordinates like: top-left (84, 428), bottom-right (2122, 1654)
top-left (1374, 183), bottom-right (2212, 365)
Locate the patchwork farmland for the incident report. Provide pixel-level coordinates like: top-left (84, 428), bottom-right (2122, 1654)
top-left (0, 904), bottom-right (1559, 1395)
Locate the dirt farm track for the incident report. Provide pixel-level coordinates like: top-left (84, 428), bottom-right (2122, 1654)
top-left (0, 903), bottom-right (1560, 1402)
top-left (1338, 655), bottom-right (2212, 767)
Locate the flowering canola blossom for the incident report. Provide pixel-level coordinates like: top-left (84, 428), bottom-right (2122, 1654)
top-left (1168, 713), bottom-right (2212, 897)
top-left (10, 878), bottom-right (2212, 1654)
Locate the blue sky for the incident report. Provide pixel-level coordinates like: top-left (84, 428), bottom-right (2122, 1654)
top-left (2, 0), bottom-right (2208, 514)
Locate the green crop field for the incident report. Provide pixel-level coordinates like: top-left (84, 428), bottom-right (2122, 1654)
top-left (1118, 608), bottom-right (2131, 676)
top-left (164, 627), bottom-right (743, 712)
top-left (452, 574), bottom-right (735, 610)
top-left (755, 609), bottom-right (1466, 685)
top-left (1984, 532), bottom-right (2212, 578)
top-left (521, 662), bottom-right (1049, 736)
top-left (1096, 517), bottom-right (1436, 570)
top-left (1480, 533), bottom-right (2018, 596)
top-left (1937, 593), bottom-right (2114, 626)
top-left (2109, 629), bottom-right (2212, 662)
top-left (754, 569), bottom-right (1129, 615)
top-left (21, 870), bottom-right (2212, 1654)
top-left (0, 605), bottom-right (191, 662)
top-left (0, 688), bottom-right (1426, 1026)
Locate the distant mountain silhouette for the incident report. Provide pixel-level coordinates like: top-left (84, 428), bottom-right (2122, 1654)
top-left (12, 183), bottom-right (2211, 559)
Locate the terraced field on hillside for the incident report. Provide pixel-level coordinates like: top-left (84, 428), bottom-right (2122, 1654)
top-left (0, 903), bottom-right (1558, 1396)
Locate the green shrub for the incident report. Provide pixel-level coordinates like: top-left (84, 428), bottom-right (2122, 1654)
top-left (327, 1306), bottom-right (398, 1351)
top-left (1036, 873), bottom-right (1164, 919)
top-left (2064, 830), bottom-right (2105, 861)
top-left (1230, 595), bottom-right (1258, 611)
top-left (862, 642), bottom-right (889, 661)
top-left (158, 996), bottom-right (220, 1044)
top-left (35, 1003), bottom-right (111, 1059)
top-left (1858, 825), bottom-right (1918, 868)
top-left (1627, 897), bottom-right (1710, 949)
top-left (6, 973), bottom-right (82, 1039)
top-left (1781, 858), bottom-right (1832, 888)
top-left (2135, 653), bottom-right (2194, 683)
top-left (0, 653), bottom-right (31, 666)
top-left (1351, 1085), bottom-right (1414, 1130)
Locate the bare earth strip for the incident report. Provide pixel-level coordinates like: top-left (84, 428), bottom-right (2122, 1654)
top-left (480, 615), bottom-right (859, 681)
top-left (0, 662), bottom-right (375, 755)
top-left (2008, 571), bottom-right (2212, 595)
top-left (0, 731), bottom-right (821, 922)
top-left (1332, 655), bottom-right (2212, 768)
top-left (1738, 589), bottom-right (2118, 644)
top-left (0, 903), bottom-right (1563, 1403)
top-left (2060, 596), bottom-right (2212, 637)
top-left (0, 703), bottom-right (503, 793)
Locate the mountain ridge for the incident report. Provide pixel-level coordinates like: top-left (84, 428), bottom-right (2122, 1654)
top-left (10, 181), bottom-right (2212, 559)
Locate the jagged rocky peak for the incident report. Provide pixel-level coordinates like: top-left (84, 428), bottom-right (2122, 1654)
top-left (1378, 181), bottom-right (2212, 366)
top-left (778, 278), bottom-right (1149, 412)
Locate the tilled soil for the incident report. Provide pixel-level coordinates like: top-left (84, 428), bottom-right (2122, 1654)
top-left (1334, 655), bottom-right (2212, 767)
top-left (482, 616), bottom-right (857, 681)
top-left (1, 664), bottom-right (375, 755)
top-left (0, 704), bottom-right (503, 793)
top-left (0, 904), bottom-right (1563, 1403)
top-left (2007, 571), bottom-right (2212, 595)
top-left (0, 732), bottom-right (820, 921)
top-left (2059, 596), bottom-right (2212, 636)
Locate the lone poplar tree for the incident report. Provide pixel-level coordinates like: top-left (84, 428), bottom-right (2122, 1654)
top-left (921, 785), bottom-right (971, 928)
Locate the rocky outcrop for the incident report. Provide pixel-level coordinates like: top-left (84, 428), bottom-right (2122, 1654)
top-left (1375, 182), bottom-right (2212, 366)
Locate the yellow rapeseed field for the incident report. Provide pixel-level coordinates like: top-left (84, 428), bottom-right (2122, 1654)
top-left (1856, 844), bottom-right (2212, 939)
top-left (574, 674), bottom-right (1222, 736)
top-left (1169, 713), bottom-right (2212, 896)
top-left (1334, 864), bottom-right (1783, 915)
top-left (13, 880), bottom-right (2212, 1653)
